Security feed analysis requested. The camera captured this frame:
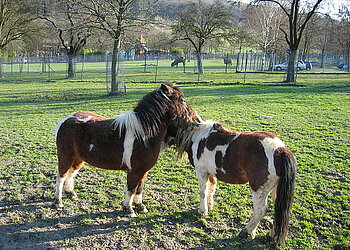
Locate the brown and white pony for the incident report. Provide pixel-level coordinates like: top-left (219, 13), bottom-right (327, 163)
top-left (54, 83), bottom-right (199, 217)
top-left (173, 120), bottom-right (297, 244)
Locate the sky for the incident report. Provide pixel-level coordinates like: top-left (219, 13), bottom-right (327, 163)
top-left (237, 0), bottom-right (349, 17)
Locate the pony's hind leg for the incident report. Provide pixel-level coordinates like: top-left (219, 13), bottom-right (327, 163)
top-left (196, 168), bottom-right (210, 217)
top-left (239, 189), bottom-right (269, 240)
top-left (207, 175), bottom-right (217, 212)
top-left (55, 175), bottom-right (67, 209)
top-left (54, 152), bottom-right (76, 209)
top-left (64, 160), bottom-right (84, 199)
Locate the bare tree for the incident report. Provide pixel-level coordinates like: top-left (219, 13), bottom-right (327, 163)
top-left (256, 0), bottom-right (324, 82)
top-left (40, 0), bottom-right (91, 78)
top-left (337, 2), bottom-right (350, 72)
top-left (172, 0), bottom-right (232, 74)
top-left (312, 14), bottom-right (335, 68)
top-left (82, 0), bottom-right (155, 95)
top-left (243, 3), bottom-right (283, 53)
top-left (0, 0), bottom-right (39, 76)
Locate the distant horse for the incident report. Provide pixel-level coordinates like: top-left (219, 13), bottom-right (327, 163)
top-left (224, 57), bottom-right (232, 66)
top-left (171, 57), bottom-right (185, 67)
top-left (172, 120), bottom-right (297, 244)
top-left (54, 83), bottom-right (199, 217)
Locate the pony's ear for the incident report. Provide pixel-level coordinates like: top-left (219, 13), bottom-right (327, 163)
top-left (160, 83), bottom-right (172, 95)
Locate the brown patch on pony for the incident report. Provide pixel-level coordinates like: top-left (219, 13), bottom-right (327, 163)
top-left (250, 131), bottom-right (277, 140)
top-left (206, 123), bottom-right (240, 151)
top-left (215, 133), bottom-right (269, 191)
top-left (274, 147), bottom-right (296, 178)
top-left (215, 151), bottom-right (224, 171)
top-left (197, 139), bottom-right (206, 160)
top-left (208, 175), bottom-right (217, 185)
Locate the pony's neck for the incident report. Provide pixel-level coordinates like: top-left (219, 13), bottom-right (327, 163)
top-left (133, 90), bottom-right (171, 140)
top-left (174, 120), bottom-right (216, 157)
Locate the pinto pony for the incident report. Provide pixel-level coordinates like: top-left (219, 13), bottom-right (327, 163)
top-left (54, 83), bottom-right (198, 217)
top-left (173, 120), bottom-right (297, 244)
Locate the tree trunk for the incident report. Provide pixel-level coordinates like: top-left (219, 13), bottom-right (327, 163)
top-left (320, 46), bottom-right (325, 68)
top-left (67, 54), bottom-right (75, 78)
top-left (196, 51), bottom-right (203, 74)
top-left (347, 42), bottom-right (350, 73)
top-left (285, 49), bottom-right (297, 83)
top-left (110, 38), bottom-right (121, 95)
top-left (0, 57), bottom-right (3, 78)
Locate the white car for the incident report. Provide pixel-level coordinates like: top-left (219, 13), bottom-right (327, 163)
top-left (273, 60), bottom-right (307, 71)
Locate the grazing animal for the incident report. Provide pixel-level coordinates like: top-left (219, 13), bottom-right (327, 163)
top-left (172, 120), bottom-right (297, 244)
top-left (54, 83), bottom-right (199, 217)
top-left (171, 57), bottom-right (185, 67)
top-left (224, 57), bottom-right (232, 66)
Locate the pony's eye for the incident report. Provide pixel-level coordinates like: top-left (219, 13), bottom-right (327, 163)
top-left (180, 98), bottom-right (186, 103)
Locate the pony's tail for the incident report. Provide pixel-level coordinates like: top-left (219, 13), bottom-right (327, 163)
top-left (274, 149), bottom-right (297, 244)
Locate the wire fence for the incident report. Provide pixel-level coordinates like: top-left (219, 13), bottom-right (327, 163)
top-left (0, 52), bottom-right (348, 82)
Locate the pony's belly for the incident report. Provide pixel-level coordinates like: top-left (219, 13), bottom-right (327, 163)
top-left (82, 155), bottom-right (126, 171)
top-left (215, 172), bottom-right (249, 185)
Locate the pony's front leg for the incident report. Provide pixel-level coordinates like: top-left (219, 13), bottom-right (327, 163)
top-left (133, 172), bottom-right (149, 214)
top-left (122, 171), bottom-right (148, 218)
top-left (196, 168), bottom-right (210, 217)
top-left (207, 175), bottom-right (217, 212)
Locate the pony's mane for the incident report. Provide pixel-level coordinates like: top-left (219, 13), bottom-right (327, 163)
top-left (174, 120), bottom-right (215, 159)
top-left (112, 84), bottom-right (182, 141)
top-left (112, 111), bottom-right (146, 141)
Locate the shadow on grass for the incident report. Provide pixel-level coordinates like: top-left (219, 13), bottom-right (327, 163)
top-left (0, 199), bottom-right (275, 249)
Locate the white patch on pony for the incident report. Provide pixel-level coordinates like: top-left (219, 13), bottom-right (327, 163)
top-left (192, 120), bottom-right (216, 142)
top-left (191, 121), bottom-right (233, 176)
top-left (122, 129), bottom-right (135, 171)
top-left (55, 176), bottom-right (67, 201)
top-left (55, 114), bottom-right (94, 141)
top-left (112, 111), bottom-right (146, 141)
top-left (218, 167), bottom-right (226, 174)
top-left (261, 137), bottom-right (285, 177)
top-left (122, 190), bottom-right (136, 214)
top-left (64, 168), bottom-right (80, 192)
top-left (75, 116), bottom-right (93, 123)
top-left (258, 137), bottom-right (285, 208)
top-left (54, 115), bottom-right (74, 141)
top-left (89, 144), bottom-right (94, 152)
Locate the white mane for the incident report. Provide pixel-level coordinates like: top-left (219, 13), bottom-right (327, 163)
top-left (175, 120), bottom-right (216, 158)
top-left (192, 120), bottom-right (216, 142)
top-left (112, 111), bottom-right (146, 141)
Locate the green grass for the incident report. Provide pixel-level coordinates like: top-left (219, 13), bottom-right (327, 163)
top-left (0, 69), bottom-right (349, 249)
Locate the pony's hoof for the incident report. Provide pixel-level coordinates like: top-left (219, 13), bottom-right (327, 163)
top-left (128, 212), bottom-right (138, 218)
top-left (197, 209), bottom-right (208, 217)
top-left (135, 204), bottom-right (148, 214)
top-left (54, 199), bottom-right (64, 209)
top-left (122, 205), bottom-right (138, 218)
top-left (239, 228), bottom-right (256, 240)
top-left (239, 228), bottom-right (249, 239)
top-left (67, 191), bottom-right (78, 199)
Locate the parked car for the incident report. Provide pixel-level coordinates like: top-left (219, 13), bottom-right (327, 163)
top-left (304, 61), bottom-right (312, 70)
top-left (273, 60), bottom-right (307, 71)
top-left (338, 63), bottom-right (349, 70)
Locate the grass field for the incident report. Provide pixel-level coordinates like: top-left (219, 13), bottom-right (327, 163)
top-left (0, 69), bottom-right (349, 249)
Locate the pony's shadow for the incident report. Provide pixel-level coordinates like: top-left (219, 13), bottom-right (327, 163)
top-left (0, 199), bottom-right (198, 248)
top-left (0, 200), bottom-right (271, 249)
